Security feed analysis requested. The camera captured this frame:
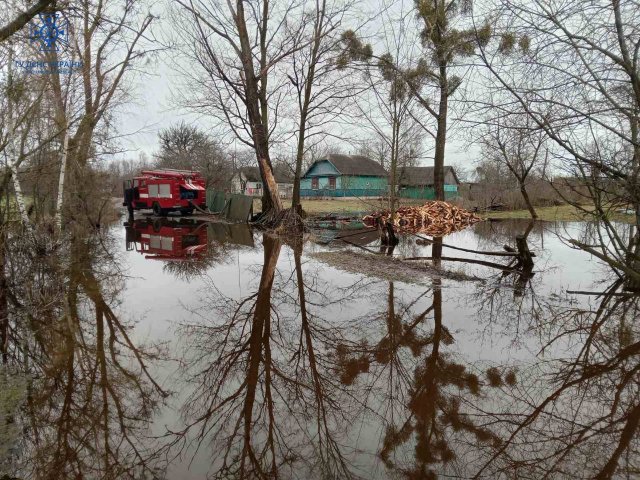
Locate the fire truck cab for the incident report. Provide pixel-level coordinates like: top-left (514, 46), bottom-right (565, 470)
top-left (123, 169), bottom-right (206, 216)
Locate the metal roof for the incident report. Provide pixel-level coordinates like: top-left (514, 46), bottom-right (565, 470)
top-left (397, 166), bottom-right (460, 186)
top-left (239, 165), bottom-right (294, 183)
top-left (304, 154), bottom-right (388, 177)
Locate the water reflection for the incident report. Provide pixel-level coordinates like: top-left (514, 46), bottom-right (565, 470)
top-left (124, 217), bottom-right (255, 279)
top-left (472, 278), bottom-right (640, 479)
top-left (171, 231), bottom-right (514, 477)
top-left (173, 234), bottom-right (366, 478)
top-left (125, 217), bottom-right (210, 261)
top-left (1, 228), bottom-right (169, 479)
top-left (3, 219), bottom-right (640, 479)
top-left (169, 221), bottom-right (639, 478)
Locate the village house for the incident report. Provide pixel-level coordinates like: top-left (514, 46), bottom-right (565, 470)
top-left (300, 154), bottom-right (388, 198)
top-left (233, 166), bottom-right (294, 198)
top-left (397, 166), bottom-right (460, 200)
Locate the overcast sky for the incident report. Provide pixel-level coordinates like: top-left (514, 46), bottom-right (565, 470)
top-left (114, 0), bottom-right (477, 171)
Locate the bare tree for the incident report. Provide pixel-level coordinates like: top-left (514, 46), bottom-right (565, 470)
top-left (407, 0), bottom-right (490, 201)
top-left (339, 0), bottom-right (491, 201)
top-left (155, 122), bottom-right (232, 189)
top-left (0, 0), bottom-right (56, 43)
top-left (479, 113), bottom-right (549, 219)
top-left (2, 55), bottom-right (38, 235)
top-left (288, 0), bottom-right (354, 212)
top-left (173, 0), bottom-right (319, 223)
top-left (1, 14), bottom-right (71, 233)
top-left (476, 0), bottom-right (640, 284)
top-left (338, 0), bottom-right (427, 244)
top-left (1, 0), bottom-right (157, 233)
top-left (58, 1), bottom-right (155, 228)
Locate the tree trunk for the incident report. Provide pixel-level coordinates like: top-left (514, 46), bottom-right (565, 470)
top-left (292, 75), bottom-right (315, 210)
top-left (0, 0), bottom-right (55, 42)
top-left (0, 231), bottom-right (7, 364)
top-left (433, 68), bottom-right (449, 201)
top-left (515, 234), bottom-right (534, 270)
top-left (292, 122), bottom-right (306, 209)
top-left (6, 132), bottom-right (32, 231)
top-left (389, 114), bottom-right (399, 221)
top-left (291, 100), bottom-right (309, 210)
top-left (291, 0), bottom-right (331, 211)
top-left (520, 182), bottom-right (537, 219)
top-left (234, 0), bottom-right (282, 217)
top-left (47, 46), bottom-right (71, 230)
top-left (55, 127), bottom-right (69, 229)
top-left (6, 52), bottom-right (33, 235)
top-left (256, 150), bottom-right (282, 214)
top-left (8, 163), bottom-right (31, 230)
top-left (377, 217), bottom-right (398, 247)
top-left (432, 237), bottom-right (443, 268)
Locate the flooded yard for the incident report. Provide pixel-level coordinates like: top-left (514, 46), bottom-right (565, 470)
top-left (3, 0), bottom-right (639, 477)
top-left (2, 216), bottom-right (638, 479)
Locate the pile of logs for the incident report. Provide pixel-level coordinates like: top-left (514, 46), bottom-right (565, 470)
top-left (363, 201), bottom-right (482, 236)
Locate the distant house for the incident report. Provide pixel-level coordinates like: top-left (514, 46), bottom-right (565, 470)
top-left (300, 154), bottom-right (388, 198)
top-left (233, 166), bottom-right (294, 198)
top-left (397, 166), bottom-right (460, 200)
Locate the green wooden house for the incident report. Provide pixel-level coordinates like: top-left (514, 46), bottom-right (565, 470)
top-left (397, 166), bottom-right (460, 200)
top-left (300, 154), bottom-right (388, 197)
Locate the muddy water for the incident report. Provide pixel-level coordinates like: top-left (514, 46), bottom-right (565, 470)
top-left (2, 216), bottom-right (638, 479)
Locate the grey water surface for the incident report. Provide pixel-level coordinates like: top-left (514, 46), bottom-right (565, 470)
top-left (3, 217), bottom-right (637, 479)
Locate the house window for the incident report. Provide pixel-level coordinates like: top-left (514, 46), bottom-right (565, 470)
top-left (329, 177), bottom-right (336, 189)
top-left (312, 178), bottom-right (319, 189)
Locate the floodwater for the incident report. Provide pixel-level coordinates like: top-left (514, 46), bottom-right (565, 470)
top-left (2, 214), bottom-right (639, 479)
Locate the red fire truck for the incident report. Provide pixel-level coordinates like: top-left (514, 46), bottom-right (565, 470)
top-left (123, 169), bottom-right (206, 216)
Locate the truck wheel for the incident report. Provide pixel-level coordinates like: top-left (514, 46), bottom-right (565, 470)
top-left (153, 202), bottom-right (165, 217)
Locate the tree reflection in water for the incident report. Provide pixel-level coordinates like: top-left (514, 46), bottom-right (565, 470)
top-left (4, 219), bottom-right (639, 479)
top-left (473, 278), bottom-right (640, 479)
top-left (175, 234), bottom-right (518, 479)
top-left (174, 234), bottom-right (368, 478)
top-left (173, 223), bottom-right (640, 479)
top-left (1, 227), bottom-right (169, 480)
top-left (336, 238), bottom-right (508, 479)
top-left (458, 222), bottom-right (640, 478)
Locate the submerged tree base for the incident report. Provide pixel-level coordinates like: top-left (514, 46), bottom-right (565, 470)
top-left (253, 206), bottom-right (306, 234)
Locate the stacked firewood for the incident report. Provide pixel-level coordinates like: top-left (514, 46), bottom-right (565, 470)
top-left (363, 201), bottom-right (482, 236)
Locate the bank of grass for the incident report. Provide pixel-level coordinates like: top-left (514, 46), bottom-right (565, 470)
top-left (253, 197), bottom-right (428, 216)
top-left (253, 197), bottom-right (636, 223)
top-left (484, 204), bottom-right (636, 223)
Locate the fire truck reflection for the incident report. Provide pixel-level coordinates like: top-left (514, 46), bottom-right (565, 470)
top-left (125, 217), bottom-right (208, 261)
